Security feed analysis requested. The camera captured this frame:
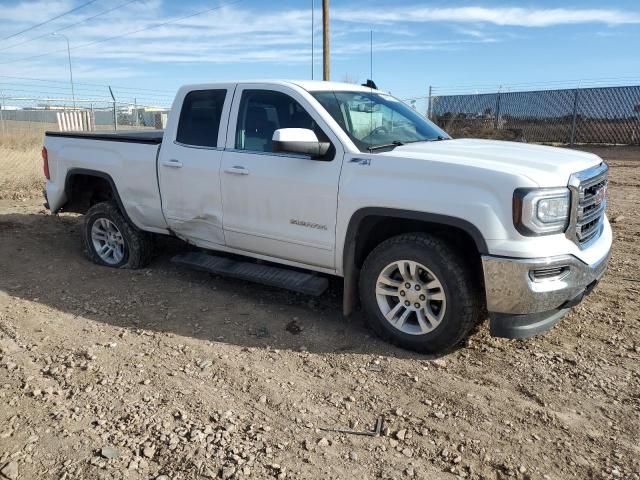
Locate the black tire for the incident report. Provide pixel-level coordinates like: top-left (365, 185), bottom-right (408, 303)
top-left (83, 201), bottom-right (153, 269)
top-left (359, 233), bottom-right (480, 354)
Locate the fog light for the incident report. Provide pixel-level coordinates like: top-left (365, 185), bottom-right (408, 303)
top-left (530, 266), bottom-right (569, 282)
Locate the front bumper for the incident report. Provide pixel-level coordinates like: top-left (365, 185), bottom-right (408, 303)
top-left (482, 249), bottom-right (610, 339)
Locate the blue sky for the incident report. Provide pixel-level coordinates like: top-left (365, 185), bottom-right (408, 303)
top-left (0, 0), bottom-right (639, 106)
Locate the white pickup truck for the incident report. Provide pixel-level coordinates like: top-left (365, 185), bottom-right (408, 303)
top-left (43, 80), bottom-right (611, 353)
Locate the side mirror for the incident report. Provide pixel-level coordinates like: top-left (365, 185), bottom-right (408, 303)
top-left (272, 128), bottom-right (330, 158)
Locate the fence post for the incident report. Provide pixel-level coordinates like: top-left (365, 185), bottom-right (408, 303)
top-left (134, 98), bottom-right (139, 127)
top-left (569, 88), bottom-right (580, 146)
top-left (427, 86), bottom-right (432, 120)
top-left (494, 90), bottom-right (501, 129)
top-left (108, 86), bottom-right (117, 131)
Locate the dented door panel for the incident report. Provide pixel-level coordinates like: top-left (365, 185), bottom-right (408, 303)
top-left (158, 86), bottom-right (235, 246)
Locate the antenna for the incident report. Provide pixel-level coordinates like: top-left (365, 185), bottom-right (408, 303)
top-left (370, 29), bottom-right (373, 83)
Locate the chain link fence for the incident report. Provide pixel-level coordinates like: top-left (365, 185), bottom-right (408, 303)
top-left (427, 85), bottom-right (640, 145)
top-left (0, 96), bottom-right (170, 198)
top-left (0, 96), bottom-right (170, 136)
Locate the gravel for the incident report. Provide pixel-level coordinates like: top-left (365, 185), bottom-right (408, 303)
top-left (0, 147), bottom-right (638, 479)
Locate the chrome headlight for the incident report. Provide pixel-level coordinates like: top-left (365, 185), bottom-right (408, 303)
top-left (513, 187), bottom-right (570, 236)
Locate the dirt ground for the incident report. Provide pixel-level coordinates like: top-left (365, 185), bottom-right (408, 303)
top-left (0, 146), bottom-right (638, 480)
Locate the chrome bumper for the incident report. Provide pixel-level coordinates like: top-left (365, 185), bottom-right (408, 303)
top-left (482, 251), bottom-right (610, 314)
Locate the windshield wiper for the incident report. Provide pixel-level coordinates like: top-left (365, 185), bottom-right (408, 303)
top-left (367, 140), bottom-right (404, 152)
top-left (367, 136), bottom-right (449, 152)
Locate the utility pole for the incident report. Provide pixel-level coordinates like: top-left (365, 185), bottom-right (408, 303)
top-left (322, 0), bottom-right (330, 81)
top-left (52, 33), bottom-right (75, 109)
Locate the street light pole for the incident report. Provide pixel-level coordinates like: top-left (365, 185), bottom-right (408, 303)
top-left (53, 33), bottom-right (75, 108)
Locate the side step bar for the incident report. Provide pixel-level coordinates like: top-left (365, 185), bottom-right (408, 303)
top-left (171, 251), bottom-right (329, 296)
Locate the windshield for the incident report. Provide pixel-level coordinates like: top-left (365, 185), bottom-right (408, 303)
top-left (311, 91), bottom-right (449, 152)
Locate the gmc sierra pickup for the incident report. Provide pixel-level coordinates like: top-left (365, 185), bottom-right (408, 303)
top-left (43, 80), bottom-right (612, 353)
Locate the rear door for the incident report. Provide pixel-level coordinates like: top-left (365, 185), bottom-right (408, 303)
top-left (220, 84), bottom-right (344, 269)
top-left (158, 85), bottom-right (234, 245)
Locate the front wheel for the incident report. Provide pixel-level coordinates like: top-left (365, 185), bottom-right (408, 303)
top-left (359, 233), bottom-right (480, 354)
top-left (83, 201), bottom-right (153, 269)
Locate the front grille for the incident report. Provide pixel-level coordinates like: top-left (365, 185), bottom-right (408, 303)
top-left (568, 163), bottom-right (608, 247)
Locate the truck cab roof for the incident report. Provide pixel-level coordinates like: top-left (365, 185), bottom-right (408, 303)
top-left (178, 80), bottom-right (384, 94)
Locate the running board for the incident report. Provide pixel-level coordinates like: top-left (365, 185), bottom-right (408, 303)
top-left (171, 251), bottom-right (329, 296)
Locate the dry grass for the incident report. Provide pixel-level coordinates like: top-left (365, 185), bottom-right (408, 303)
top-left (0, 120), bottom-right (150, 200)
top-left (0, 124), bottom-right (45, 149)
top-left (0, 149), bottom-right (44, 200)
top-left (0, 128), bottom-right (45, 200)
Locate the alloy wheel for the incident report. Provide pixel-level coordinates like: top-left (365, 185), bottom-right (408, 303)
top-left (91, 218), bottom-right (126, 265)
top-left (375, 260), bottom-right (447, 335)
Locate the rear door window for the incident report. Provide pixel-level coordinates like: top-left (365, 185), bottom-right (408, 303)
top-left (176, 89), bottom-right (227, 148)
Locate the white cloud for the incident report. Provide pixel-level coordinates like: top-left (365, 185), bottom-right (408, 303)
top-left (0, 1), bottom-right (638, 83)
top-left (333, 6), bottom-right (640, 27)
top-left (0, 0), bottom-right (71, 23)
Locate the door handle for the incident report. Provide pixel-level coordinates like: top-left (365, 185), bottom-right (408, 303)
top-left (224, 166), bottom-right (250, 175)
top-left (162, 159), bottom-right (183, 168)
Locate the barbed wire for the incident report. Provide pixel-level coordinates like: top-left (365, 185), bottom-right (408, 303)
top-left (1, 96), bottom-right (168, 110)
top-left (0, 81), bottom-right (174, 108)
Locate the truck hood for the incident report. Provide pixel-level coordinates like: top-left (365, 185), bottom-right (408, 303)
top-left (379, 138), bottom-right (603, 187)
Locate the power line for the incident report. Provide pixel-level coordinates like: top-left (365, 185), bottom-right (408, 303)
top-left (0, 0), bottom-right (244, 66)
top-left (0, 75), bottom-right (175, 94)
top-left (0, 0), bottom-right (140, 53)
top-left (0, 0), bottom-right (100, 42)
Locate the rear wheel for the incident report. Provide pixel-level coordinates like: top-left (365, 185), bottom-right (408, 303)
top-left (83, 202), bottom-right (153, 269)
top-left (359, 233), bottom-right (479, 354)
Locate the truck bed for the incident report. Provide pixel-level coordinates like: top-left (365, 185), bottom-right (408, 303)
top-left (44, 129), bottom-right (167, 232)
top-left (45, 130), bottom-right (163, 145)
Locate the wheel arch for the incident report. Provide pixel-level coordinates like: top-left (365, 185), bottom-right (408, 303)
top-left (63, 168), bottom-right (134, 225)
top-left (342, 207), bottom-right (488, 316)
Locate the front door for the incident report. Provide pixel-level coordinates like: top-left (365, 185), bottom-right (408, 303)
top-left (158, 86), bottom-right (234, 245)
top-left (220, 85), bottom-right (343, 268)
